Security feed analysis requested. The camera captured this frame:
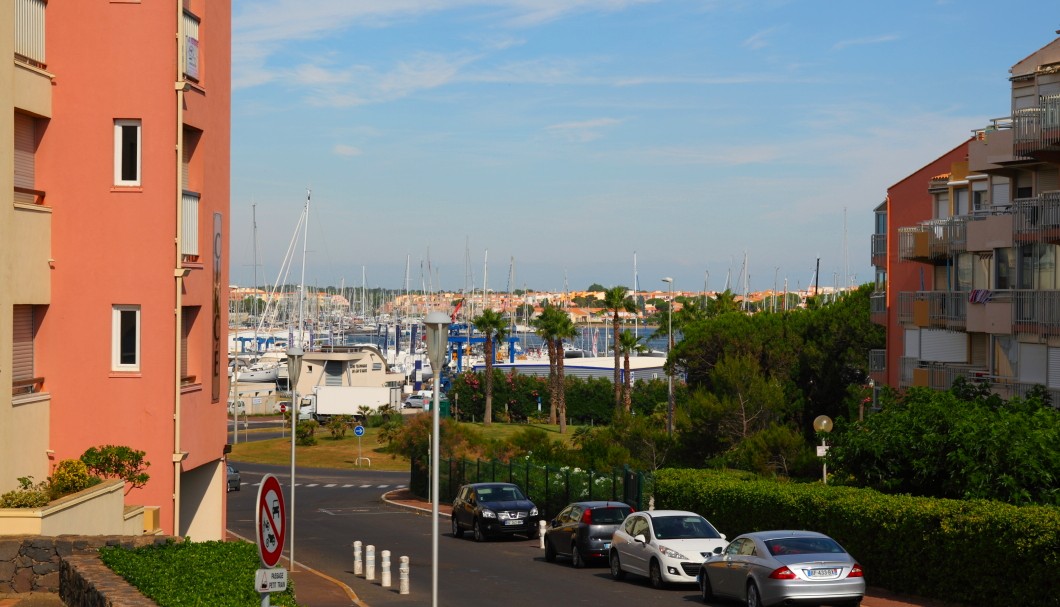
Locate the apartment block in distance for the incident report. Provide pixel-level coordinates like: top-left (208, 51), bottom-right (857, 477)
top-left (871, 35), bottom-right (1060, 403)
top-left (2, 0), bottom-right (232, 539)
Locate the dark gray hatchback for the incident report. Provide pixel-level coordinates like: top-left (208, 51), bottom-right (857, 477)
top-left (544, 501), bottom-right (633, 567)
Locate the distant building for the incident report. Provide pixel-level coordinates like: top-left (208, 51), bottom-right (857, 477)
top-left (871, 35), bottom-right (1060, 403)
top-left (2, 0), bottom-right (232, 538)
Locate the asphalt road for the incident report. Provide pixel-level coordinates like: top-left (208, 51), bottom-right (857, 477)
top-left (226, 463), bottom-right (716, 607)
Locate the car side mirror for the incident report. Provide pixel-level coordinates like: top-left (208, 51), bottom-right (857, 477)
top-left (551, 519), bottom-right (560, 528)
top-left (633, 534), bottom-right (647, 544)
top-left (720, 533), bottom-right (727, 540)
top-left (713, 546), bottom-right (723, 554)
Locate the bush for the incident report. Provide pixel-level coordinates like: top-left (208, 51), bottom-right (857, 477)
top-left (49, 459), bottom-right (95, 499)
top-left (296, 420), bottom-right (318, 446)
top-left (0, 476), bottom-right (51, 508)
top-left (80, 445), bottom-right (150, 488)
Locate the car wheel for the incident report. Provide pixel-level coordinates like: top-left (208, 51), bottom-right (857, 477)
top-left (544, 537), bottom-right (556, 562)
top-left (746, 581), bottom-right (762, 607)
top-left (571, 544), bottom-right (583, 568)
top-left (451, 516), bottom-right (463, 538)
top-left (473, 519), bottom-right (487, 542)
top-left (649, 559), bottom-right (665, 589)
top-left (609, 551), bottom-right (625, 580)
top-left (699, 571), bottom-right (714, 602)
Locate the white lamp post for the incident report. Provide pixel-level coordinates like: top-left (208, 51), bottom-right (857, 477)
top-left (286, 346), bottom-right (303, 570)
top-left (423, 311), bottom-right (451, 607)
top-left (661, 277), bottom-right (674, 436)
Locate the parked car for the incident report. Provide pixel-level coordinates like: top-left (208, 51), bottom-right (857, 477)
top-left (451, 482), bottom-right (539, 541)
top-left (609, 510), bottom-right (727, 588)
top-left (402, 395), bottom-right (427, 409)
top-left (226, 464), bottom-right (241, 492)
top-left (697, 530), bottom-right (865, 607)
top-left (544, 501), bottom-right (633, 567)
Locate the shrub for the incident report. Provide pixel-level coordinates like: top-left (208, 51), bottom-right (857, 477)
top-left (296, 420), bottom-right (318, 446)
top-left (0, 476), bottom-right (51, 508)
top-left (81, 445), bottom-right (150, 488)
top-left (49, 459), bottom-right (95, 499)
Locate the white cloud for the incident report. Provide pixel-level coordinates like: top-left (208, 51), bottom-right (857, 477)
top-left (545, 117), bottom-right (623, 142)
top-left (333, 144), bottom-right (363, 157)
top-left (831, 34), bottom-right (900, 51)
top-left (743, 26), bottom-right (782, 50)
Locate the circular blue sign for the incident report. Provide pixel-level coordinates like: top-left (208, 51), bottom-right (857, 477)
top-left (354, 425), bottom-right (365, 437)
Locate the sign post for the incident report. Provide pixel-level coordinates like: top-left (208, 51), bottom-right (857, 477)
top-left (354, 424), bottom-right (365, 466)
top-left (255, 474), bottom-right (287, 605)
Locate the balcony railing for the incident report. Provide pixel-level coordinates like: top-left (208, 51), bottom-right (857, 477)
top-left (1013, 192), bottom-right (1060, 243)
top-left (898, 216), bottom-right (972, 262)
top-left (899, 357), bottom-right (916, 387)
top-left (869, 349), bottom-right (886, 373)
top-left (870, 290), bottom-right (886, 325)
top-left (1012, 290), bottom-right (1060, 335)
top-left (897, 291), bottom-right (967, 329)
top-left (1013, 94), bottom-right (1060, 157)
top-left (871, 233), bottom-right (886, 266)
top-left (14, 0), bottom-right (46, 68)
top-left (12, 376), bottom-right (44, 396)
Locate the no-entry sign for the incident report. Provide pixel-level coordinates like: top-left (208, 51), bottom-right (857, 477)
top-left (256, 474), bottom-right (286, 568)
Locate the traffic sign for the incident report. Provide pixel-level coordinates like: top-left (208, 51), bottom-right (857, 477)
top-left (354, 424), bottom-right (365, 437)
top-left (280, 403), bottom-right (286, 413)
top-left (255, 568), bottom-right (288, 593)
top-left (256, 474), bottom-right (286, 568)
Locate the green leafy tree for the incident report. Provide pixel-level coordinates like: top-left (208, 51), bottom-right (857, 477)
top-left (614, 330), bottom-right (648, 412)
top-left (473, 308), bottom-right (509, 425)
top-left (601, 286), bottom-right (637, 410)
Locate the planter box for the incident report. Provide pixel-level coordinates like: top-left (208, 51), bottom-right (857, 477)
top-left (0, 479), bottom-right (144, 536)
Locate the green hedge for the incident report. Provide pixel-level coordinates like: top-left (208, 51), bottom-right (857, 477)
top-left (654, 469), bottom-right (1060, 607)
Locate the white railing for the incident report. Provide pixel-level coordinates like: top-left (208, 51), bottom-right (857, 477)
top-left (182, 191), bottom-right (200, 258)
top-left (14, 0), bottom-right (46, 67)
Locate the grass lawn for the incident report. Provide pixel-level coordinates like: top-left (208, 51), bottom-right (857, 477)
top-left (229, 418), bottom-right (588, 470)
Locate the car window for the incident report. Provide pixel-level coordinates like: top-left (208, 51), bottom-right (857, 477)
top-left (725, 539), bottom-right (743, 556)
top-left (590, 506), bottom-right (631, 525)
top-left (652, 515), bottom-right (723, 540)
top-left (568, 506), bottom-right (582, 522)
top-left (739, 539), bottom-right (757, 556)
top-left (623, 516), bottom-right (639, 535)
top-left (765, 537), bottom-right (845, 556)
top-left (632, 517), bottom-right (650, 538)
top-left (556, 505), bottom-right (572, 523)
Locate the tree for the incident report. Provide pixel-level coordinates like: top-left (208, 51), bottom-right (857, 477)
top-left (614, 330), bottom-right (648, 412)
top-left (532, 305), bottom-right (564, 424)
top-left (473, 308), bottom-right (508, 425)
top-left (602, 286), bottom-right (637, 411)
top-left (551, 312), bottom-right (578, 433)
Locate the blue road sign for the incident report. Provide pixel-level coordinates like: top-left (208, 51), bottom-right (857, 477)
top-left (354, 425), bottom-right (365, 437)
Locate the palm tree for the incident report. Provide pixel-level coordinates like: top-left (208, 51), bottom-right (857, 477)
top-left (551, 311), bottom-right (578, 434)
top-left (473, 308), bottom-right (508, 426)
top-left (613, 330), bottom-right (648, 413)
top-left (532, 305), bottom-right (567, 425)
top-left (602, 286), bottom-right (637, 411)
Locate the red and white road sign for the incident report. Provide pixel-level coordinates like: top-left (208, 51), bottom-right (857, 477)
top-left (255, 474), bottom-right (286, 568)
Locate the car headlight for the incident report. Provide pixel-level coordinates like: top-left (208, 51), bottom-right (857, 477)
top-left (657, 545), bottom-right (688, 560)
top-left (480, 509), bottom-right (496, 519)
top-left (529, 507), bottom-right (539, 516)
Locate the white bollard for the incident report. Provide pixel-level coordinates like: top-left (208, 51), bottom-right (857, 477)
top-left (398, 556), bottom-right (410, 595)
top-left (381, 550), bottom-right (392, 588)
top-left (366, 544), bottom-right (376, 581)
top-left (538, 520), bottom-right (547, 549)
top-left (353, 541), bottom-right (363, 576)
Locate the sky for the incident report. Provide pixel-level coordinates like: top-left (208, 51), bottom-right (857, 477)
top-left (228, 0), bottom-right (1059, 295)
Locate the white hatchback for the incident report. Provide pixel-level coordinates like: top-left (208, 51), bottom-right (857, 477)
top-left (609, 510), bottom-right (727, 588)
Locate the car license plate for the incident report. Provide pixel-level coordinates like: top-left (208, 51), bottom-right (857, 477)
top-left (603, 542), bottom-right (611, 550)
top-left (807, 568), bottom-right (839, 578)
top-left (504, 519), bottom-right (522, 526)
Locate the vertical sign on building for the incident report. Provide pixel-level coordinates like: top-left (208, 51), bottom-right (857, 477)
top-left (212, 212), bottom-right (222, 401)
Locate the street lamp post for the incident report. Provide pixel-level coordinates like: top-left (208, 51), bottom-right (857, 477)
top-left (661, 277), bottom-right (674, 436)
top-left (423, 311), bottom-right (451, 607)
top-left (286, 346), bottom-right (303, 571)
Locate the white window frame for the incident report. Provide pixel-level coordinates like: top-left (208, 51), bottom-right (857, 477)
top-left (114, 119), bottom-right (142, 186)
top-left (112, 305), bottom-right (141, 371)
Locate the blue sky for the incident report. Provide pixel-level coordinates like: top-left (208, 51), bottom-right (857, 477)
top-left (229, 0), bottom-right (1058, 295)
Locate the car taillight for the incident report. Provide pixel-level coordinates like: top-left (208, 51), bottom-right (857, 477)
top-left (848, 564), bottom-right (864, 578)
top-left (581, 509), bottom-right (593, 524)
top-left (769, 566), bottom-right (797, 580)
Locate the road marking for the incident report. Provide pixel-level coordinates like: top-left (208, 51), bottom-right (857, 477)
top-left (360, 484), bottom-right (371, 488)
top-left (306, 483), bottom-right (319, 487)
top-left (342, 484), bottom-right (354, 488)
top-left (324, 483), bottom-right (337, 488)
top-left (377, 485), bottom-right (389, 488)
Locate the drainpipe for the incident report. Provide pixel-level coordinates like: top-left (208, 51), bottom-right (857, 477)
top-left (172, 0), bottom-right (186, 536)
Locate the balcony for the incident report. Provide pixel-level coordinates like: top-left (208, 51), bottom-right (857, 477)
top-left (969, 119), bottom-right (1016, 172)
top-left (11, 194), bottom-right (52, 302)
top-left (898, 217), bottom-right (971, 262)
top-left (14, 0), bottom-right (45, 68)
top-left (1013, 94), bottom-right (1060, 159)
top-left (1013, 192), bottom-right (1060, 244)
top-left (897, 291), bottom-right (967, 329)
top-left (908, 361), bottom-right (988, 391)
top-left (1012, 290), bottom-right (1060, 336)
top-left (870, 290), bottom-right (886, 326)
top-left (870, 233), bottom-right (886, 268)
top-left (868, 349), bottom-right (886, 385)
top-left (966, 289), bottom-right (1013, 334)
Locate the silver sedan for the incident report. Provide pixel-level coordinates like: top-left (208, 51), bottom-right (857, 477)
top-left (697, 530), bottom-right (864, 607)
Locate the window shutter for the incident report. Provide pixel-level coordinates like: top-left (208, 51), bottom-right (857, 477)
top-left (14, 113), bottom-right (35, 189)
top-left (181, 308), bottom-right (190, 378)
top-left (1019, 343), bottom-right (1047, 385)
top-left (904, 328), bottom-right (920, 358)
top-left (182, 140), bottom-right (191, 190)
top-left (920, 329), bottom-right (967, 363)
top-left (1038, 167), bottom-right (1059, 193)
top-left (992, 181), bottom-right (1010, 207)
top-left (12, 306), bottom-right (34, 380)
top-left (1048, 347), bottom-right (1060, 389)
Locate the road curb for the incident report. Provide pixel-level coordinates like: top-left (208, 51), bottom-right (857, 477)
top-left (381, 489), bottom-right (452, 517)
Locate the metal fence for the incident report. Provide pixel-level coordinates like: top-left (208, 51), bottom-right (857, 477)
top-left (411, 456), bottom-right (651, 519)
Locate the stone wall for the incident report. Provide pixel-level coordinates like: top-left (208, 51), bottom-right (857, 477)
top-left (0, 536), bottom-right (177, 606)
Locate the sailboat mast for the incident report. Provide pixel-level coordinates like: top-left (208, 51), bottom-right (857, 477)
top-left (633, 252), bottom-right (639, 338)
top-left (298, 188), bottom-right (310, 350)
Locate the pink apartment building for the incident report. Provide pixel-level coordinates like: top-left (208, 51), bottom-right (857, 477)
top-left (3, 0), bottom-right (232, 538)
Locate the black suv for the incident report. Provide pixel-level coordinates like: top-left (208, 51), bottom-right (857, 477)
top-left (451, 482), bottom-right (539, 541)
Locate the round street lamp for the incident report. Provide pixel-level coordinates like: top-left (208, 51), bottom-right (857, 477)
top-left (422, 311), bottom-right (451, 607)
top-left (813, 414), bottom-right (833, 484)
top-left (285, 346), bottom-right (303, 570)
